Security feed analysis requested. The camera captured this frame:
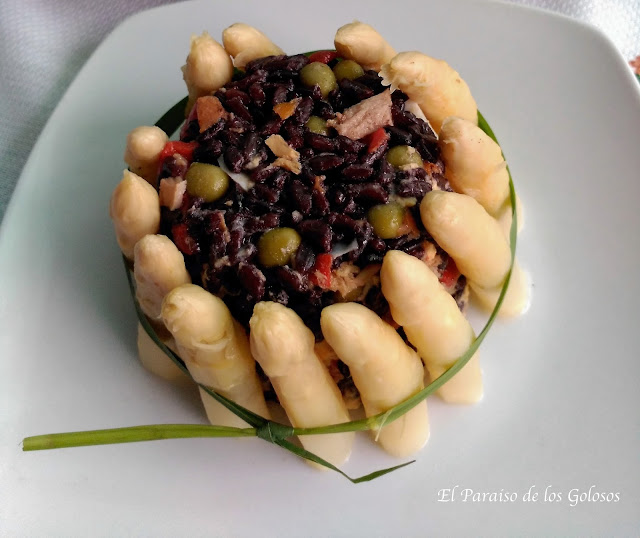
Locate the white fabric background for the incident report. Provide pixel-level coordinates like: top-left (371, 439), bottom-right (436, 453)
top-left (0, 0), bottom-right (638, 223)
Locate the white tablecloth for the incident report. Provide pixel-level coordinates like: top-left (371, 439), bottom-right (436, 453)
top-left (1, 0), bottom-right (638, 223)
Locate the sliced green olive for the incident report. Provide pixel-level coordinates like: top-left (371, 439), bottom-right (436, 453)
top-left (258, 228), bottom-right (302, 267)
top-left (385, 145), bottom-right (424, 169)
top-left (305, 115), bottom-right (329, 136)
top-left (332, 59), bottom-right (364, 82)
top-left (185, 163), bottom-right (230, 202)
top-left (367, 203), bottom-right (406, 239)
top-left (300, 62), bottom-right (338, 98)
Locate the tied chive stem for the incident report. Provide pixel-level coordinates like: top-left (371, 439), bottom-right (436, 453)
top-left (21, 94), bottom-right (517, 483)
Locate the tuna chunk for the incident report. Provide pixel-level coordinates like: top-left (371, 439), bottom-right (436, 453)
top-left (265, 134), bottom-right (301, 174)
top-left (159, 178), bottom-right (187, 210)
top-left (327, 89), bottom-right (393, 140)
top-left (329, 262), bottom-right (381, 300)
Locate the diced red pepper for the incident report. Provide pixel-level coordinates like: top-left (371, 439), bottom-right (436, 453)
top-left (365, 128), bottom-right (389, 153)
top-left (310, 253), bottom-right (333, 288)
top-left (159, 141), bottom-right (198, 164)
top-left (439, 258), bottom-right (460, 288)
top-left (308, 50), bottom-right (339, 64)
top-left (171, 223), bottom-right (199, 255)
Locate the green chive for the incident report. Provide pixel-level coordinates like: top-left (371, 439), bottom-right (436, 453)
top-left (154, 96), bottom-right (188, 136)
top-left (23, 424), bottom-right (256, 451)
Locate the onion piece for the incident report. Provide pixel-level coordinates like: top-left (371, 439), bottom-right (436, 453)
top-left (217, 156), bottom-right (255, 191)
top-left (331, 238), bottom-right (358, 258)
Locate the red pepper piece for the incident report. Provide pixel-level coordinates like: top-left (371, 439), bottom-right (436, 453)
top-left (439, 258), bottom-right (460, 288)
top-left (159, 140), bottom-right (198, 164)
top-left (365, 128), bottom-right (389, 153)
top-left (171, 223), bottom-right (199, 255)
top-left (308, 50), bottom-right (339, 64)
top-left (310, 253), bottom-right (333, 288)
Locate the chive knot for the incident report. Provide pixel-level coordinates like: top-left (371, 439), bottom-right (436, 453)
top-left (256, 422), bottom-right (294, 443)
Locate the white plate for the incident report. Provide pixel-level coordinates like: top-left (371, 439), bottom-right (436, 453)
top-left (1, 1), bottom-right (639, 535)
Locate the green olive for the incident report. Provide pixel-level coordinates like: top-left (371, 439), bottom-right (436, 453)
top-left (185, 163), bottom-right (230, 202)
top-left (332, 59), bottom-right (364, 82)
top-left (300, 62), bottom-right (338, 98)
top-left (257, 228), bottom-right (302, 267)
top-left (385, 145), bottom-right (424, 169)
top-left (305, 115), bottom-right (329, 136)
top-left (367, 203), bottom-right (406, 239)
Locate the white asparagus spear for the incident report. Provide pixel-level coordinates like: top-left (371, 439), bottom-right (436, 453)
top-left (109, 169), bottom-right (160, 259)
top-left (161, 284), bottom-right (270, 427)
top-left (320, 303), bottom-right (429, 457)
top-left (136, 323), bottom-right (192, 385)
top-left (123, 126), bottom-right (168, 186)
top-left (420, 190), bottom-right (529, 316)
top-left (380, 51), bottom-right (477, 133)
top-left (380, 250), bottom-right (482, 404)
top-left (182, 32), bottom-right (234, 114)
top-left (439, 116), bottom-right (509, 216)
top-left (249, 302), bottom-right (354, 467)
top-left (439, 117), bottom-right (525, 235)
top-left (420, 191), bottom-right (510, 289)
top-left (133, 234), bottom-right (191, 321)
top-left (469, 260), bottom-right (530, 318)
top-left (334, 21), bottom-right (396, 71)
top-left (222, 23), bottom-right (284, 69)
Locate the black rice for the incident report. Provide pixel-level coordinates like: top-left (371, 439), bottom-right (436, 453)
top-left (158, 53), bottom-right (465, 339)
